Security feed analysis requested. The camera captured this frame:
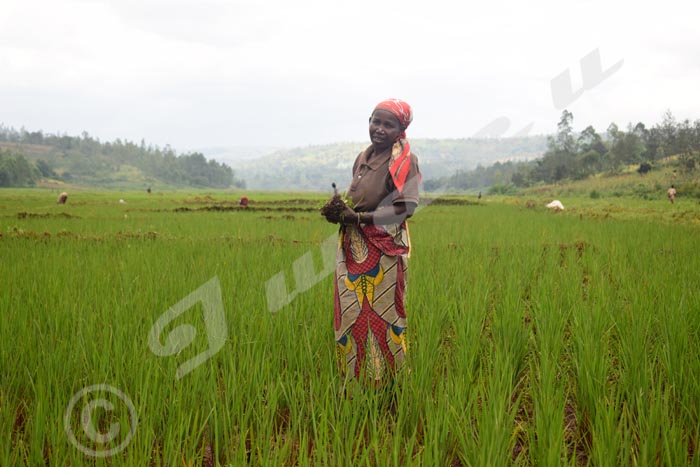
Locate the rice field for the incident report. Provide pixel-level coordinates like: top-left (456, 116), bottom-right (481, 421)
top-left (2, 189), bottom-right (699, 466)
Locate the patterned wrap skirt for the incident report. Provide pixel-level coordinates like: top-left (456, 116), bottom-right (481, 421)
top-left (334, 222), bottom-right (411, 382)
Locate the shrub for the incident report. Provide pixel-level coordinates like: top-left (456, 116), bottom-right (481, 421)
top-left (637, 162), bottom-right (652, 175)
top-left (487, 183), bottom-right (518, 195)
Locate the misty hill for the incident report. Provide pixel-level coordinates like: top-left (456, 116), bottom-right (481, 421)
top-left (0, 126), bottom-right (245, 189)
top-left (0, 124), bottom-right (548, 191)
top-left (235, 136), bottom-right (548, 191)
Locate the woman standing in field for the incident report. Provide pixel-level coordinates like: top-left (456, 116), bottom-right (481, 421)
top-left (321, 99), bottom-right (421, 387)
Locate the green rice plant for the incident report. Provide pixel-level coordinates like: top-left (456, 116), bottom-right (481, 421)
top-left (2, 189), bottom-right (700, 465)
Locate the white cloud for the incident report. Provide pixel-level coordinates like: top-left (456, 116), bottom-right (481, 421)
top-left (1, 0), bottom-right (699, 149)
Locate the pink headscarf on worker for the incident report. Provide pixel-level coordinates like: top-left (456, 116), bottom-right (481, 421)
top-left (373, 98), bottom-right (416, 194)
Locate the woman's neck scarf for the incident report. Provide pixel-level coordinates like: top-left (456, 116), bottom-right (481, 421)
top-left (373, 98), bottom-right (417, 194)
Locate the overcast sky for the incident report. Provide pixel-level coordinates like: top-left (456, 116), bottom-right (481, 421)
top-left (1, 0), bottom-right (699, 154)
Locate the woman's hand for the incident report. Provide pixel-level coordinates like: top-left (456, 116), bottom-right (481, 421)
top-left (338, 206), bottom-right (359, 225)
top-left (323, 206), bottom-right (358, 225)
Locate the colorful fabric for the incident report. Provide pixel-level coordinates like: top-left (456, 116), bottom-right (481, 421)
top-left (373, 98), bottom-right (416, 194)
top-left (334, 222), bottom-right (411, 383)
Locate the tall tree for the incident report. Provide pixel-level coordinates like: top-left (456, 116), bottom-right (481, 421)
top-left (556, 110), bottom-right (576, 155)
top-left (659, 109), bottom-right (678, 155)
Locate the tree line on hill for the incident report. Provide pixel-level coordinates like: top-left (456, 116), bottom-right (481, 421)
top-left (0, 126), bottom-right (245, 189)
top-left (424, 110), bottom-right (700, 192)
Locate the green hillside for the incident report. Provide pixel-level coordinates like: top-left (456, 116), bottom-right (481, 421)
top-left (428, 110), bottom-right (700, 198)
top-left (0, 127), bottom-right (245, 190)
top-left (0, 125), bottom-right (548, 191)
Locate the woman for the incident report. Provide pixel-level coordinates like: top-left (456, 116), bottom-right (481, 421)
top-left (322, 98), bottom-right (421, 386)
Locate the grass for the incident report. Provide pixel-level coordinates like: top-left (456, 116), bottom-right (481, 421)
top-left (1, 188), bottom-right (700, 465)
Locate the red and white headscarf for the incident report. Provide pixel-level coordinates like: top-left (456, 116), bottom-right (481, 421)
top-left (373, 98), bottom-right (415, 193)
top-left (373, 98), bottom-right (413, 141)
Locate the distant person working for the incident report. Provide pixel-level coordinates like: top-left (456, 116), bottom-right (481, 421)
top-left (667, 185), bottom-right (677, 204)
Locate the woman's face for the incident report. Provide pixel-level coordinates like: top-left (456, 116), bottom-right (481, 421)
top-left (369, 109), bottom-right (402, 150)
